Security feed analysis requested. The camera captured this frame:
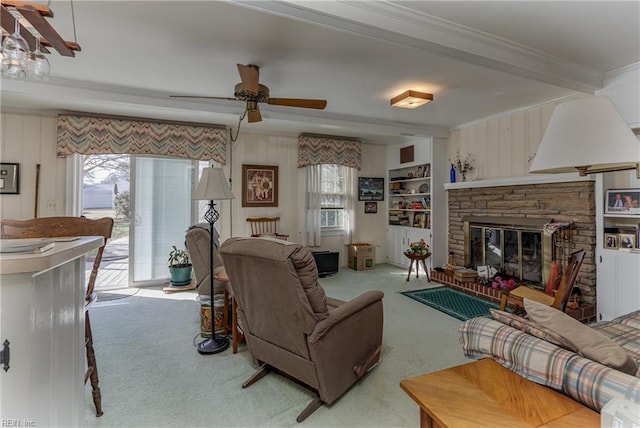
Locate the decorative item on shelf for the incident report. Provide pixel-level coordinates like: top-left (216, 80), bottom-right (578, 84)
top-left (605, 189), bottom-right (640, 215)
top-left (450, 164), bottom-right (456, 183)
top-left (450, 152), bottom-right (474, 181)
top-left (405, 239), bottom-right (430, 257)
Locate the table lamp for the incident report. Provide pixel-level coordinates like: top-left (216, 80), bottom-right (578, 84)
top-left (192, 167), bottom-right (234, 355)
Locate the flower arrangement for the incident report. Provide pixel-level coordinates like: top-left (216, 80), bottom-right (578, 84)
top-left (405, 239), bottom-right (430, 256)
top-left (450, 151), bottom-right (474, 181)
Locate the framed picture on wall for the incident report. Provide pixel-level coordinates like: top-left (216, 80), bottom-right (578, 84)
top-left (605, 189), bottom-right (640, 214)
top-left (358, 177), bottom-right (384, 201)
top-left (242, 164), bottom-right (278, 207)
top-left (364, 202), bottom-right (377, 214)
top-left (0, 163), bottom-right (20, 194)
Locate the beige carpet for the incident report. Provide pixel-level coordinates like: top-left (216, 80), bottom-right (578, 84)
top-left (85, 264), bottom-right (469, 427)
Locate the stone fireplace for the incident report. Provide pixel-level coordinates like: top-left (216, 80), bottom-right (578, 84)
top-left (438, 178), bottom-right (597, 321)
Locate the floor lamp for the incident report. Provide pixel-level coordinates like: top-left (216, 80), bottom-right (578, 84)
top-left (193, 167), bottom-right (234, 355)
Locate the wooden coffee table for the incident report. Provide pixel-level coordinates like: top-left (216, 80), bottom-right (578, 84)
top-left (400, 358), bottom-right (599, 427)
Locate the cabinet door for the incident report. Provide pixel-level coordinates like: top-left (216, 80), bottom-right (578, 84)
top-left (616, 251), bottom-right (640, 317)
top-left (597, 251), bottom-right (618, 321)
top-left (597, 251), bottom-right (640, 321)
top-left (387, 226), bottom-right (407, 267)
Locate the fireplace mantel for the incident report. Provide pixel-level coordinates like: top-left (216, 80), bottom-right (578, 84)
top-left (444, 173), bottom-right (593, 191)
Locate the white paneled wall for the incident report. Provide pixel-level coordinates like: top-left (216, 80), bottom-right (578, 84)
top-left (353, 143), bottom-right (387, 263)
top-left (1, 112), bottom-right (65, 219)
top-left (228, 131), bottom-right (388, 266)
top-left (229, 132), bottom-right (299, 240)
top-left (448, 97), bottom-right (579, 180)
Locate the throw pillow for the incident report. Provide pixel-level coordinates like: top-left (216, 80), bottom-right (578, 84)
top-left (489, 308), bottom-right (577, 352)
top-left (524, 298), bottom-right (638, 376)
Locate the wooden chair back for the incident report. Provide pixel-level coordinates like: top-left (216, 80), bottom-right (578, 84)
top-left (551, 249), bottom-right (586, 311)
top-left (246, 216), bottom-right (288, 240)
top-left (0, 216), bottom-right (114, 301)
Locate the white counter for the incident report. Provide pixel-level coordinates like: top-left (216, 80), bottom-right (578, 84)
top-left (0, 236), bottom-right (103, 274)
top-left (0, 236), bottom-right (103, 426)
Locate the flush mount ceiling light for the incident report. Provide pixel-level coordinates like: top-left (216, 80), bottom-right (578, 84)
top-left (390, 90), bottom-right (433, 109)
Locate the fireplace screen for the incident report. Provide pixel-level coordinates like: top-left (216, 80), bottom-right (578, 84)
top-left (469, 225), bottom-right (543, 286)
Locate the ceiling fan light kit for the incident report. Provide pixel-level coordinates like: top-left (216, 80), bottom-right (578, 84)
top-left (391, 90), bottom-right (433, 109)
top-left (0, 0), bottom-right (81, 82)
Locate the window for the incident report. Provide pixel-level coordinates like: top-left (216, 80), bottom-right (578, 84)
top-left (320, 164), bottom-right (344, 229)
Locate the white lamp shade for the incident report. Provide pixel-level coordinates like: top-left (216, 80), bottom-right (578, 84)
top-left (529, 96), bottom-right (639, 175)
top-left (193, 167), bottom-right (234, 200)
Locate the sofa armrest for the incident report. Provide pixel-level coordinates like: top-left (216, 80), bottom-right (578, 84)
top-left (308, 290), bottom-right (383, 344)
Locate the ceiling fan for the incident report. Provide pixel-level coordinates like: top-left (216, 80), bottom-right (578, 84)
top-left (170, 64), bottom-right (327, 123)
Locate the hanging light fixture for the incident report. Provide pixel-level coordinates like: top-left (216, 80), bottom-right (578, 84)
top-left (0, 1), bottom-right (80, 81)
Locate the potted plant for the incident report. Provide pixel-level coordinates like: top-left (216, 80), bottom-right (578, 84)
top-left (168, 245), bottom-right (192, 285)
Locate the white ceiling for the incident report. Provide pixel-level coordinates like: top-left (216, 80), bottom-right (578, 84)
top-left (2, 1), bottom-right (639, 144)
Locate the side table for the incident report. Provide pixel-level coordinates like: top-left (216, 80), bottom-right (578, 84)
top-left (404, 252), bottom-right (431, 282)
top-left (400, 358), bottom-right (599, 427)
top-left (215, 272), bottom-right (245, 354)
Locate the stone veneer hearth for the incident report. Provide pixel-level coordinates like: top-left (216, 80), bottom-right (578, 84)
top-left (444, 179), bottom-right (597, 310)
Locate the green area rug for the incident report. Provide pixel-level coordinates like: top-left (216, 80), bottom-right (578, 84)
top-left (401, 286), bottom-right (499, 321)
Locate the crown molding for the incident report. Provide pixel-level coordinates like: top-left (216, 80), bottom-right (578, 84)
top-left (234, 0), bottom-right (601, 93)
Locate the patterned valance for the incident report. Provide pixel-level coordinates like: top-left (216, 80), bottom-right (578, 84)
top-left (297, 133), bottom-right (361, 170)
top-left (57, 114), bottom-right (228, 164)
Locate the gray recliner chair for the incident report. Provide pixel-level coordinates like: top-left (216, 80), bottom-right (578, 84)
top-left (185, 225), bottom-right (226, 297)
top-left (220, 237), bottom-right (384, 423)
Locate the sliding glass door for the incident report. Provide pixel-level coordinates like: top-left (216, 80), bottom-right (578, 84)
top-left (130, 156), bottom-right (199, 285)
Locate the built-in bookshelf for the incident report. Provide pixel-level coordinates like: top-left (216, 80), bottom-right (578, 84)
top-left (388, 163), bottom-right (431, 229)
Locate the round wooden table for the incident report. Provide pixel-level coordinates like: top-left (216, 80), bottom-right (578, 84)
top-left (404, 252), bottom-right (431, 282)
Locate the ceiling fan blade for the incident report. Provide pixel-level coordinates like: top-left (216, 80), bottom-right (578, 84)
top-left (169, 95), bottom-right (238, 101)
top-left (247, 105), bottom-right (262, 123)
top-left (266, 98), bottom-right (327, 110)
top-left (237, 64), bottom-right (259, 95)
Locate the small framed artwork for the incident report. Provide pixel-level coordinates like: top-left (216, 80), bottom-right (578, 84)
top-left (606, 189), bottom-right (640, 214)
top-left (619, 233), bottom-right (636, 249)
top-left (242, 164), bottom-right (278, 207)
top-left (604, 233), bottom-right (618, 249)
top-left (0, 163), bottom-right (19, 194)
top-left (358, 177), bottom-right (384, 201)
top-left (364, 202), bottom-right (377, 214)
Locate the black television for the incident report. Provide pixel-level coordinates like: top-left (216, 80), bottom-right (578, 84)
top-left (311, 251), bottom-right (339, 277)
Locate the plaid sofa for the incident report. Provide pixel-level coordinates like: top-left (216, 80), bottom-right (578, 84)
top-left (459, 310), bottom-right (640, 411)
